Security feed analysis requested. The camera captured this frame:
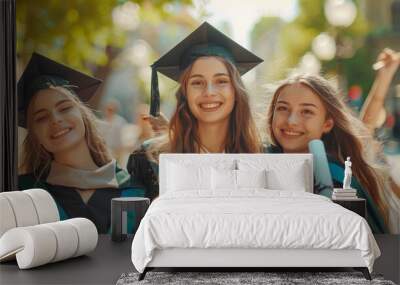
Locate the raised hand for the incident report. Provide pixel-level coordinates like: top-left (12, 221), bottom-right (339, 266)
top-left (142, 112), bottom-right (169, 135)
top-left (373, 48), bottom-right (400, 78)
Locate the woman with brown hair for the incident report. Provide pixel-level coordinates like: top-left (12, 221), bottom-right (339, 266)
top-left (18, 53), bottom-right (145, 233)
top-left (265, 74), bottom-right (399, 233)
top-left (127, 22), bottom-right (263, 200)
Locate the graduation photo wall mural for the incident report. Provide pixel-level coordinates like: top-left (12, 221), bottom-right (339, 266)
top-left (14, 1), bottom-right (400, 236)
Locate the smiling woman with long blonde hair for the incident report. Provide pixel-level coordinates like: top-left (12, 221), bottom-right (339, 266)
top-left (18, 53), bottom-right (145, 233)
top-left (21, 86), bottom-right (111, 180)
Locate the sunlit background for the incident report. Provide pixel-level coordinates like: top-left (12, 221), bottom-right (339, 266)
top-left (16, 0), bottom-right (400, 176)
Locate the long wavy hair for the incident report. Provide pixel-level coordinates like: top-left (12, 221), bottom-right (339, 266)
top-left (20, 86), bottom-right (112, 180)
top-left (266, 74), bottom-right (389, 223)
top-left (147, 56), bottom-right (261, 161)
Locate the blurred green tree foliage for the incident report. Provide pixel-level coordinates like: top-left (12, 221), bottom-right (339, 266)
top-left (252, 0), bottom-right (374, 96)
top-left (17, 0), bottom-right (192, 73)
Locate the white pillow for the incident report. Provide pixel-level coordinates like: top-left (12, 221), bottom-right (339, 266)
top-left (267, 163), bottom-right (307, 191)
top-left (236, 169), bottom-right (267, 189)
top-left (167, 162), bottom-right (211, 191)
top-left (211, 168), bottom-right (236, 190)
top-left (211, 169), bottom-right (268, 190)
top-left (238, 159), bottom-right (309, 192)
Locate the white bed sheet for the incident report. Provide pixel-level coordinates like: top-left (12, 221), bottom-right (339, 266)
top-left (131, 190), bottom-right (380, 273)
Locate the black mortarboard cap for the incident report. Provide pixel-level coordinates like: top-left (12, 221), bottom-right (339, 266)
top-left (149, 22), bottom-right (263, 116)
top-left (17, 52), bottom-right (102, 127)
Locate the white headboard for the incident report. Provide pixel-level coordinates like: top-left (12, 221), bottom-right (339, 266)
top-left (159, 153), bottom-right (313, 195)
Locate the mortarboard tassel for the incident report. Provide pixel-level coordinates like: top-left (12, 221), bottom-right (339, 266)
top-left (150, 65), bottom-right (160, 117)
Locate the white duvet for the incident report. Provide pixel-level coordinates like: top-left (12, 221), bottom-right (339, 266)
top-left (131, 190), bottom-right (380, 273)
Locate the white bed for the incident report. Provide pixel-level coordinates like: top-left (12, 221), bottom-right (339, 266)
top-left (131, 154), bottom-right (380, 280)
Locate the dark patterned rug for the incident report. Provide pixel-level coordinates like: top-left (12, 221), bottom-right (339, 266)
top-left (116, 271), bottom-right (396, 285)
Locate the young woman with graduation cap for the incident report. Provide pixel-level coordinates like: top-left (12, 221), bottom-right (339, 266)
top-left (127, 22), bottom-right (263, 200)
top-left (18, 53), bottom-right (145, 234)
top-left (264, 74), bottom-right (400, 234)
